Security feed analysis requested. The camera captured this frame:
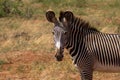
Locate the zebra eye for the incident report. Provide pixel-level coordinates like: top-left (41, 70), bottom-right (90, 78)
top-left (64, 31), bottom-right (67, 35)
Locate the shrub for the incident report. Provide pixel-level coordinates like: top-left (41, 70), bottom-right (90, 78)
top-left (108, 0), bottom-right (120, 8)
top-left (0, 0), bottom-right (33, 18)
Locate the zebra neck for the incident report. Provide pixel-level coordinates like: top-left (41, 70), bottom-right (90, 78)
top-left (65, 17), bottom-right (99, 62)
top-left (65, 35), bottom-right (84, 57)
top-left (66, 28), bottom-right (84, 57)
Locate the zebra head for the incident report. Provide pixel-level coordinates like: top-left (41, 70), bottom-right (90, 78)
top-left (46, 11), bottom-right (69, 61)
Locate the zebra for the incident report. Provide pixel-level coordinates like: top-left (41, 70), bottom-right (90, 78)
top-left (46, 10), bottom-right (120, 80)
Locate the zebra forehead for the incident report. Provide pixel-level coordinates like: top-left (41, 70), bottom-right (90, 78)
top-left (54, 26), bottom-right (63, 31)
top-left (54, 24), bottom-right (66, 32)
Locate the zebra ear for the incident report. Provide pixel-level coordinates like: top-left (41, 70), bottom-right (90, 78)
top-left (46, 11), bottom-right (58, 24)
top-left (59, 11), bottom-right (74, 27)
top-left (64, 11), bottom-right (74, 23)
top-left (59, 11), bottom-right (65, 22)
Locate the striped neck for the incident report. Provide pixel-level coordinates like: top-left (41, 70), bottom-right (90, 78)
top-left (65, 17), bottom-right (99, 57)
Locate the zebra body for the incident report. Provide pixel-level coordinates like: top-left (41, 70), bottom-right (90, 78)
top-left (46, 11), bottom-right (120, 80)
top-left (87, 33), bottom-right (120, 71)
top-left (66, 18), bottom-right (120, 70)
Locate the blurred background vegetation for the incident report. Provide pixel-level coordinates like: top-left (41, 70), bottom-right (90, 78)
top-left (0, 0), bottom-right (119, 53)
top-left (0, 0), bottom-right (120, 80)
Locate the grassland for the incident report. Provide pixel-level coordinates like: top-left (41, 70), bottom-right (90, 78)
top-left (0, 0), bottom-right (120, 80)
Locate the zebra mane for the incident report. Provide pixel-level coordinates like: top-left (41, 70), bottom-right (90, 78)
top-left (59, 11), bottom-right (99, 32)
top-left (89, 27), bottom-right (99, 32)
top-left (76, 17), bottom-right (99, 32)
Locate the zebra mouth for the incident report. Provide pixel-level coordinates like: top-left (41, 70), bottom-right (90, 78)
top-left (55, 53), bottom-right (64, 61)
top-left (55, 47), bottom-right (64, 61)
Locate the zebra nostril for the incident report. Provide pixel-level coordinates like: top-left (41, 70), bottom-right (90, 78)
top-left (55, 54), bottom-right (63, 61)
top-left (61, 55), bottom-right (64, 58)
top-left (55, 54), bottom-right (57, 58)
top-left (55, 54), bottom-right (58, 58)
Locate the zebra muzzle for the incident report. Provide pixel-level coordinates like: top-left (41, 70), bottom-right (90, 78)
top-left (55, 47), bottom-right (64, 61)
top-left (55, 54), bottom-right (64, 61)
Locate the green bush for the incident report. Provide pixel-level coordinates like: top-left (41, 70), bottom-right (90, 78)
top-left (108, 0), bottom-right (120, 8)
top-left (0, 0), bottom-right (22, 17)
top-left (0, 0), bottom-right (33, 18)
top-left (32, 0), bottom-right (87, 8)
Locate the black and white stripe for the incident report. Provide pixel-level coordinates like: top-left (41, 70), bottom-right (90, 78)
top-left (64, 16), bottom-right (120, 80)
top-left (46, 10), bottom-right (120, 80)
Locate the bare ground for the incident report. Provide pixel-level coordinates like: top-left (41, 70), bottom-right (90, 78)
top-left (0, 51), bottom-right (120, 80)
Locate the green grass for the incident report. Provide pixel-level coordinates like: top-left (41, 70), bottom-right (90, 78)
top-left (0, 60), bottom-right (7, 65)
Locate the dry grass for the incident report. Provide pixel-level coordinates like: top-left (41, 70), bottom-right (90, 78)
top-left (0, 0), bottom-right (120, 80)
top-left (0, 51), bottom-right (120, 80)
top-left (0, 17), bottom-right (54, 53)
